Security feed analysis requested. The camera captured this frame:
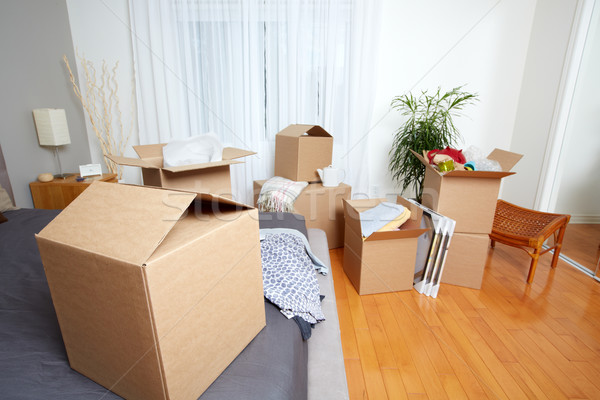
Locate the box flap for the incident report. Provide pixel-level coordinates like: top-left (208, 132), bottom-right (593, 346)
top-left (443, 170), bottom-right (516, 178)
top-left (133, 143), bottom-right (166, 159)
top-left (276, 124), bottom-right (332, 138)
top-left (410, 149), bottom-right (439, 174)
top-left (222, 147), bottom-right (256, 160)
top-left (365, 227), bottom-right (428, 241)
top-left (106, 154), bottom-right (159, 169)
top-left (162, 159), bottom-right (242, 173)
top-left (37, 181), bottom-right (196, 265)
top-left (487, 148), bottom-right (523, 172)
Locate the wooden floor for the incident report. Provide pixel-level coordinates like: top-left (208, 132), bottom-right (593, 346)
top-left (330, 238), bottom-right (600, 399)
top-left (561, 224), bottom-right (600, 272)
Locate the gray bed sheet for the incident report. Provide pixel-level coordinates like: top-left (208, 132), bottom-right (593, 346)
top-left (0, 209), bottom-right (307, 399)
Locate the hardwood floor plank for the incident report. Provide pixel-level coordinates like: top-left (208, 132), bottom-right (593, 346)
top-left (477, 308), bottom-right (569, 400)
top-left (354, 328), bottom-right (389, 400)
top-left (380, 368), bottom-right (409, 400)
top-left (429, 325), bottom-right (493, 400)
top-left (503, 362), bottom-right (550, 400)
top-left (373, 294), bottom-right (427, 396)
top-left (508, 328), bottom-right (587, 398)
top-left (361, 295), bottom-right (397, 369)
top-left (387, 294), bottom-right (450, 400)
top-left (345, 358), bottom-right (368, 400)
top-left (440, 294), bottom-right (528, 399)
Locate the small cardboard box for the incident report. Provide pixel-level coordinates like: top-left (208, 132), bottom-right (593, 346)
top-left (441, 232), bottom-right (491, 289)
top-left (107, 144), bottom-right (255, 197)
top-left (253, 180), bottom-right (351, 249)
top-left (412, 149), bottom-right (523, 233)
top-left (35, 182), bottom-right (265, 400)
top-left (342, 197), bottom-right (428, 295)
top-left (274, 124), bottom-right (333, 182)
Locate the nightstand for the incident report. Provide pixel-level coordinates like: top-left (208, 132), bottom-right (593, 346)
top-left (29, 173), bottom-right (117, 209)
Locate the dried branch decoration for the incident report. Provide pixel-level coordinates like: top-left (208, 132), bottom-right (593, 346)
top-left (63, 53), bottom-right (135, 179)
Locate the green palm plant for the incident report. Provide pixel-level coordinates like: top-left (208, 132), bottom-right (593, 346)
top-left (389, 86), bottom-right (478, 201)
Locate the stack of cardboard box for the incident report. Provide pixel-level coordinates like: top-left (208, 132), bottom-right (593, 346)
top-left (414, 148), bottom-right (523, 289)
top-left (254, 124), bottom-right (352, 249)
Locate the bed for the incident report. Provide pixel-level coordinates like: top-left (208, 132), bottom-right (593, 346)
top-left (0, 144), bottom-right (348, 399)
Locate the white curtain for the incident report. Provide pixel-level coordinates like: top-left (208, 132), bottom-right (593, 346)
top-left (129, 0), bottom-right (381, 204)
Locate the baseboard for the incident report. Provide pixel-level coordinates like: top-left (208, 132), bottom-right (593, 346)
top-left (568, 214), bottom-right (600, 224)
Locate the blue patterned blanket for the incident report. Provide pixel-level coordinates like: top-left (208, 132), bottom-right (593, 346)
top-left (260, 229), bottom-right (326, 328)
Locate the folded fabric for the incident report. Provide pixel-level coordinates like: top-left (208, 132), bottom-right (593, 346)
top-left (257, 176), bottom-right (308, 213)
top-left (360, 202), bottom-right (411, 238)
top-left (427, 147), bottom-right (466, 165)
top-left (162, 133), bottom-right (223, 167)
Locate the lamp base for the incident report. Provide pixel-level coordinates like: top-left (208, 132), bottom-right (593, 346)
top-left (53, 173), bottom-right (72, 179)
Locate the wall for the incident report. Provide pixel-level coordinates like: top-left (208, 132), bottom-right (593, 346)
top-left (65, 0), bottom-right (140, 185)
top-left (502, 0), bottom-right (579, 208)
top-left (0, 0), bottom-right (91, 207)
top-left (552, 2), bottom-right (600, 222)
top-left (367, 0), bottom-right (537, 200)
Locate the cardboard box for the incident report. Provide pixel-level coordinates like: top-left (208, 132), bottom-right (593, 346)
top-left (441, 232), bottom-right (491, 289)
top-left (413, 149), bottom-right (523, 234)
top-left (35, 181), bottom-right (265, 400)
top-left (253, 180), bottom-right (351, 249)
top-left (107, 145), bottom-right (255, 197)
top-left (274, 124), bottom-right (333, 182)
top-left (342, 197), bottom-right (428, 295)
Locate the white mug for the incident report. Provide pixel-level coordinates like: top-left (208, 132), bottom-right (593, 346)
top-left (317, 165), bottom-right (345, 187)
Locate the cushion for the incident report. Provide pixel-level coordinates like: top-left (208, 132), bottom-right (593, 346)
top-left (0, 184), bottom-right (18, 212)
top-left (257, 177), bottom-right (308, 212)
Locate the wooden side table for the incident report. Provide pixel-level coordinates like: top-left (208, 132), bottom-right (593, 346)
top-left (29, 173), bottom-right (118, 209)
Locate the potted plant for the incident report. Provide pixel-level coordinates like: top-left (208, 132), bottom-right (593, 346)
top-left (388, 86), bottom-right (478, 201)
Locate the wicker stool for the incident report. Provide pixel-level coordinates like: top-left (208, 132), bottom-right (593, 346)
top-left (489, 200), bottom-right (570, 284)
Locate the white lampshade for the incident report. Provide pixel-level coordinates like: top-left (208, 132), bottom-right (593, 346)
top-left (33, 108), bottom-right (71, 146)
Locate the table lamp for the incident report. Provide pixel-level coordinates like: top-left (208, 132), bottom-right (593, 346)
top-left (33, 108), bottom-right (71, 179)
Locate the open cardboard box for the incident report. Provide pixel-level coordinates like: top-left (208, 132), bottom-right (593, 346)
top-left (412, 148), bottom-right (523, 233)
top-left (274, 124), bottom-right (333, 182)
top-left (107, 144), bottom-right (255, 197)
top-left (253, 180), bottom-right (351, 249)
top-left (35, 181), bottom-right (265, 400)
top-left (342, 197), bottom-right (428, 295)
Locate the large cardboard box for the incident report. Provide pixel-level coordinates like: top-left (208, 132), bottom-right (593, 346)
top-left (441, 232), bottom-right (491, 289)
top-left (274, 124), bottom-right (333, 182)
top-left (342, 197), bottom-right (428, 295)
top-left (253, 180), bottom-right (351, 249)
top-left (107, 145), bottom-right (255, 197)
top-left (413, 149), bottom-right (522, 233)
top-left (35, 182), bottom-right (265, 400)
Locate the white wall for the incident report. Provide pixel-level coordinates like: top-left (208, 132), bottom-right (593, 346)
top-left (66, 0), bottom-right (140, 185)
top-left (0, 0), bottom-right (91, 208)
top-left (503, 0), bottom-right (579, 208)
top-left (368, 0), bottom-right (537, 200)
top-left (552, 2), bottom-right (600, 222)
top-left (66, 0), bottom-right (593, 218)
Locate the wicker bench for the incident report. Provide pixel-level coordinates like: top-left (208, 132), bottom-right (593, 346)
top-left (489, 200), bottom-right (570, 284)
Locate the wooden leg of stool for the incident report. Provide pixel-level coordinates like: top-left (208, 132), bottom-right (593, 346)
top-left (527, 247), bottom-right (541, 284)
top-left (490, 239), bottom-right (495, 249)
top-left (551, 223), bottom-right (568, 269)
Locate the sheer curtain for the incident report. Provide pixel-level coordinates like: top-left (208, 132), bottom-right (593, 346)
top-left (129, 0), bottom-right (381, 204)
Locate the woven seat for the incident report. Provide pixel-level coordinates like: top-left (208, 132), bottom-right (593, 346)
top-left (489, 200), bottom-right (570, 284)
